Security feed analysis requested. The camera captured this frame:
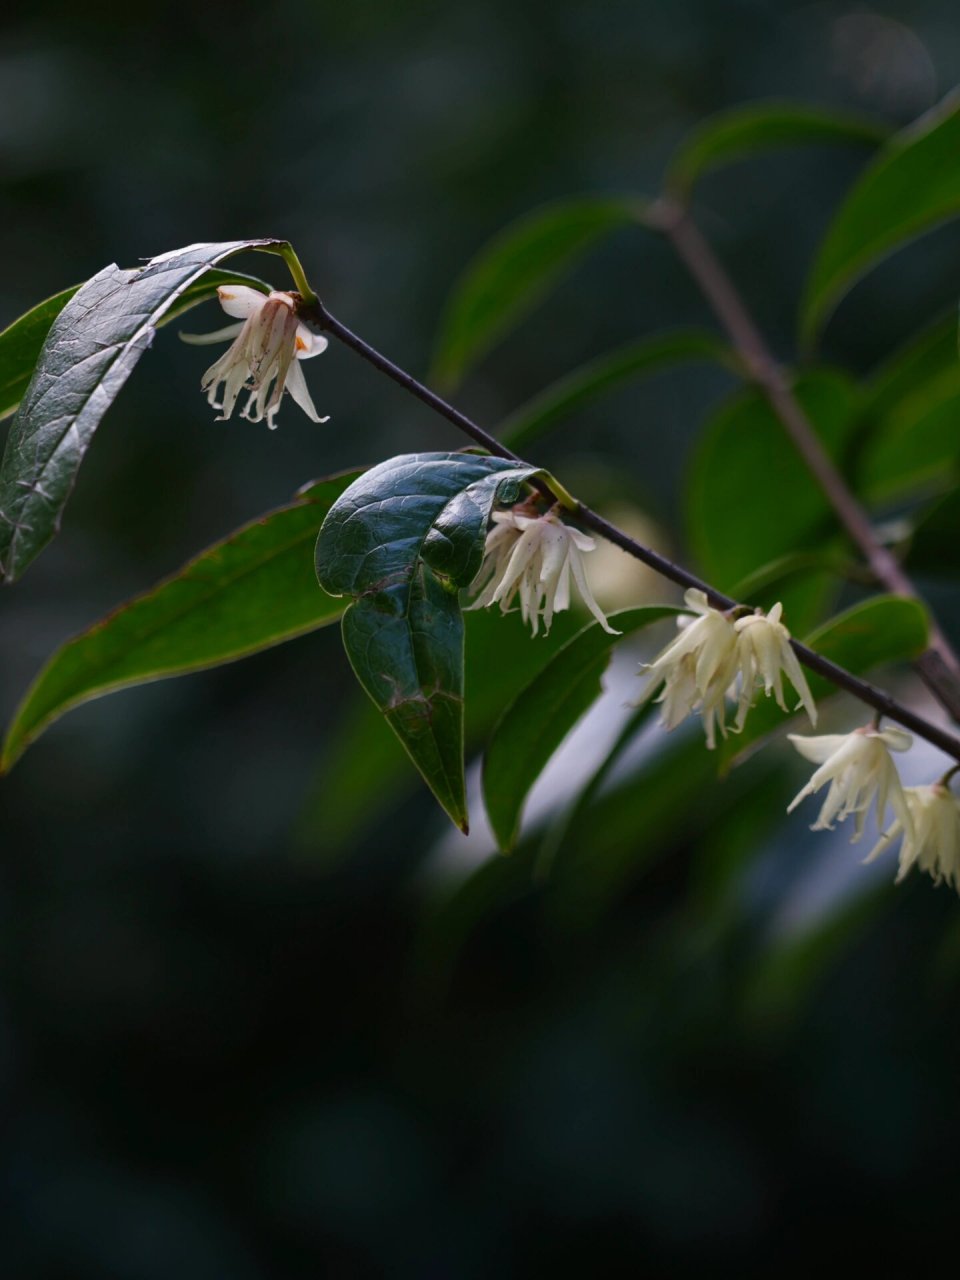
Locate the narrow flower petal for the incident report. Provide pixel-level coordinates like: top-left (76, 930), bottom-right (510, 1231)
top-left (179, 322), bottom-right (246, 346)
top-left (285, 359), bottom-right (330, 423)
top-left (217, 285), bottom-right (269, 318)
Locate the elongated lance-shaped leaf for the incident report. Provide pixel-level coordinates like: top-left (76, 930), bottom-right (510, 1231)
top-left (1, 469), bottom-right (363, 772)
top-left (665, 100), bottom-right (886, 199)
top-left (482, 606), bottom-right (679, 852)
top-left (430, 198), bottom-right (642, 390)
top-left (0, 238), bottom-right (285, 583)
top-left (801, 92), bottom-right (960, 347)
top-left (0, 268), bottom-right (272, 427)
top-left (0, 286), bottom-right (79, 423)
top-left (499, 330), bottom-right (734, 450)
top-left (315, 451), bottom-right (542, 832)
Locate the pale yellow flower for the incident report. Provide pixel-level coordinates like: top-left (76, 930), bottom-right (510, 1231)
top-left (733, 602), bottom-right (817, 731)
top-left (864, 783), bottom-right (960, 892)
top-left (181, 285), bottom-right (329, 430)
top-left (787, 726), bottom-right (914, 844)
top-left (638, 589), bottom-right (739, 749)
top-left (468, 507), bottom-right (616, 637)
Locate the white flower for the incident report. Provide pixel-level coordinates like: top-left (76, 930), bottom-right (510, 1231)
top-left (787, 726), bottom-right (914, 844)
top-left (467, 505), bottom-right (617, 637)
top-left (864, 783), bottom-right (960, 892)
top-left (181, 285), bottom-right (329, 430)
top-left (733, 602), bottom-right (817, 731)
top-left (637, 588), bottom-right (738, 749)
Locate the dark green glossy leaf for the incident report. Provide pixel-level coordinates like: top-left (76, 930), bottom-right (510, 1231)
top-left (801, 93), bottom-right (960, 347)
top-left (499, 330), bottom-right (734, 450)
top-left (686, 370), bottom-right (860, 633)
top-left (296, 607), bottom-right (583, 856)
top-left (430, 198), bottom-right (641, 390)
top-left (0, 238), bottom-right (284, 583)
top-left (482, 605), bottom-right (678, 851)
top-left (315, 451), bottom-right (541, 831)
top-left (0, 268), bottom-right (273, 428)
top-left (720, 595), bottom-right (930, 769)
top-left (666, 100), bottom-right (885, 199)
top-left (0, 286), bottom-right (79, 423)
top-left (1, 469), bottom-right (360, 772)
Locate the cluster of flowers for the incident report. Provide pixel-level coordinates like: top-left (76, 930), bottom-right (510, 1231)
top-left (185, 292), bottom-right (959, 894)
top-left (467, 501), bottom-right (960, 894)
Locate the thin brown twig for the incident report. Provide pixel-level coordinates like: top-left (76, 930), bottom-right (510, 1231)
top-left (650, 199), bottom-right (960, 723)
top-left (304, 298), bottom-right (960, 764)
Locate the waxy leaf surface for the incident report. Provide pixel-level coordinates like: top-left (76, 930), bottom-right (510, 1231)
top-left (0, 239), bottom-right (283, 582)
top-left (315, 451), bottom-right (540, 831)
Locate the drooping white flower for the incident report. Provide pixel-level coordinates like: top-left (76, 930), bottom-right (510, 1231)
top-left (787, 726), bottom-right (914, 844)
top-left (467, 505), bottom-right (616, 637)
top-left (637, 588), bottom-right (739, 749)
top-left (181, 285), bottom-right (329, 430)
top-left (864, 783), bottom-right (960, 892)
top-left (733, 602), bottom-right (817, 730)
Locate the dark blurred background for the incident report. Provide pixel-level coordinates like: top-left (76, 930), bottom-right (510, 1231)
top-left (3, 1), bottom-right (960, 1274)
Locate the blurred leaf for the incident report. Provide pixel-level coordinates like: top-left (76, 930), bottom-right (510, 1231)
top-left (666, 100), bottom-right (886, 199)
top-left (499, 330), bottom-right (734, 450)
top-left (720, 594), bottom-right (931, 770)
top-left (858, 364), bottom-right (960, 503)
top-left (741, 888), bottom-right (889, 1035)
top-left (862, 311), bottom-right (958, 421)
top-left (801, 92), bottom-right (960, 347)
top-left (0, 268), bottom-right (272, 427)
top-left (730, 547), bottom-right (871, 600)
top-left (0, 238), bottom-right (284, 583)
top-left (315, 451), bottom-right (540, 831)
top-left (297, 607), bottom-right (583, 856)
top-left (0, 286), bottom-right (79, 423)
top-left (908, 489), bottom-right (960, 575)
top-left (686, 369), bottom-right (860, 592)
top-left (482, 606), bottom-right (678, 851)
top-left (1, 470), bottom-right (361, 772)
top-left (430, 198), bottom-right (641, 389)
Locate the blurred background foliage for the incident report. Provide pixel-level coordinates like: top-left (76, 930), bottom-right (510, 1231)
top-left (2, 0), bottom-right (960, 1273)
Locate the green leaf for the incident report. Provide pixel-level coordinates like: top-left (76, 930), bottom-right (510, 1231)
top-left (0, 268), bottom-right (273, 428)
top-left (430, 198), bottom-right (641, 390)
top-left (315, 451), bottom-right (541, 831)
top-left (666, 100), bottom-right (886, 199)
top-left (686, 369), bottom-right (860, 591)
top-left (296, 607), bottom-right (583, 856)
top-left (721, 595), bottom-right (931, 769)
top-left (482, 605), bottom-right (679, 852)
top-left (801, 92), bottom-right (960, 347)
top-left (1, 469), bottom-right (360, 772)
top-left (0, 238), bottom-right (285, 583)
top-left (499, 330), bottom-right (734, 450)
top-left (862, 311), bottom-right (958, 421)
top-left (0, 286), bottom-right (79, 423)
top-left (858, 363), bottom-right (960, 503)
